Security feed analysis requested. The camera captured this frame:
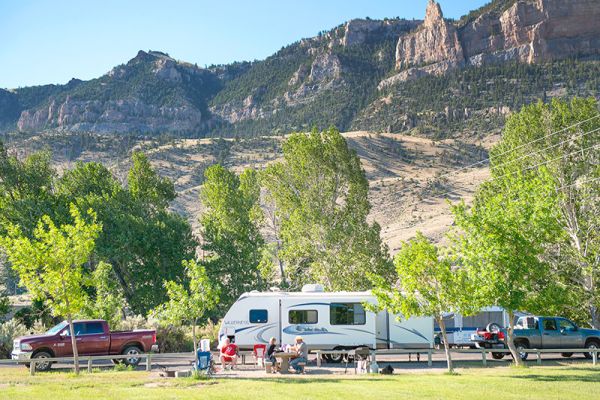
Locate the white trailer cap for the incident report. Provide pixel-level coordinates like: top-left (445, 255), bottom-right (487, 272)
top-left (301, 284), bottom-right (325, 292)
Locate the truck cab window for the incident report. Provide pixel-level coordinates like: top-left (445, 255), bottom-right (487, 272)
top-left (249, 309), bottom-right (268, 323)
top-left (85, 322), bottom-right (104, 335)
top-left (330, 303), bottom-right (366, 325)
top-left (558, 319), bottom-right (576, 332)
top-left (289, 310), bottom-right (318, 324)
top-left (543, 318), bottom-right (557, 331)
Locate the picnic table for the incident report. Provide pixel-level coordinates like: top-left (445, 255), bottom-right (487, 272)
top-left (273, 352), bottom-right (296, 374)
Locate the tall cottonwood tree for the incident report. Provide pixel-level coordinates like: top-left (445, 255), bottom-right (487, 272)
top-left (488, 98), bottom-right (600, 327)
top-left (370, 233), bottom-right (476, 373)
top-left (262, 127), bottom-right (392, 290)
top-left (0, 205), bottom-right (101, 374)
top-left (57, 155), bottom-right (195, 314)
top-left (452, 163), bottom-right (567, 365)
top-left (199, 165), bottom-right (264, 313)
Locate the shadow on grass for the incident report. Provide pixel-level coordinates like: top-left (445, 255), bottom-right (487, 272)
top-left (511, 372), bottom-right (600, 383)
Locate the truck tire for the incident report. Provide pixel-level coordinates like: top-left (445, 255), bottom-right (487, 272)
top-left (515, 342), bottom-right (529, 361)
top-left (491, 352), bottom-right (505, 360)
top-left (486, 323), bottom-right (501, 333)
top-left (122, 345), bottom-right (142, 367)
top-left (584, 340), bottom-right (600, 360)
top-left (561, 353), bottom-right (573, 358)
top-left (31, 351), bottom-right (53, 372)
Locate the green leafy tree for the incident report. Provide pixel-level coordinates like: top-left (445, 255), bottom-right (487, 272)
top-left (199, 165), bottom-right (264, 313)
top-left (452, 171), bottom-right (565, 365)
top-left (370, 233), bottom-right (476, 373)
top-left (153, 260), bottom-right (219, 359)
top-left (0, 205), bottom-right (101, 374)
top-left (488, 98), bottom-right (600, 327)
top-left (261, 127), bottom-right (392, 290)
top-left (57, 156), bottom-right (195, 314)
top-left (0, 144), bottom-right (59, 237)
top-left (80, 261), bottom-right (125, 329)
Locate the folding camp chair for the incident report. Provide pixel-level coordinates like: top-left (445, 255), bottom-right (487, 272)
top-left (253, 344), bottom-right (267, 368)
top-left (195, 350), bottom-right (215, 376)
top-left (354, 347), bottom-right (371, 374)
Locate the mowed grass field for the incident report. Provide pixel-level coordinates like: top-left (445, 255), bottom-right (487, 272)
top-left (0, 365), bottom-right (599, 400)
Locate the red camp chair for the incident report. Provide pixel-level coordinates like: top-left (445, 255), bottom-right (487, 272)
top-left (253, 344), bottom-right (267, 368)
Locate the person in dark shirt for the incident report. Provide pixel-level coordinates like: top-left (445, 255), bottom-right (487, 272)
top-left (266, 337), bottom-right (278, 367)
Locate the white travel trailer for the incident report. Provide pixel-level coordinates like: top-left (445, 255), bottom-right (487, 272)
top-left (218, 285), bottom-right (434, 355)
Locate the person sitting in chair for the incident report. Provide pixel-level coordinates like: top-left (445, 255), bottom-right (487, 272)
top-left (289, 336), bottom-right (307, 373)
top-left (266, 337), bottom-right (279, 372)
top-left (220, 337), bottom-right (239, 369)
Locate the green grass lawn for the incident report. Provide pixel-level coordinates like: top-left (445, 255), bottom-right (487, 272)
top-left (0, 365), bottom-right (599, 400)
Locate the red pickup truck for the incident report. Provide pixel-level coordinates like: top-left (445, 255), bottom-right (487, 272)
top-left (11, 319), bottom-right (157, 371)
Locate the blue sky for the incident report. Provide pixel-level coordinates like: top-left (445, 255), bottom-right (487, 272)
top-left (0, 0), bottom-right (489, 89)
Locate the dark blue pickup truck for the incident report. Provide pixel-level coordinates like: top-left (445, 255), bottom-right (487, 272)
top-left (471, 316), bottom-right (600, 360)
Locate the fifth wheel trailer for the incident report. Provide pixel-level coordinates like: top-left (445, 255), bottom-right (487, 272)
top-left (218, 285), bottom-right (434, 354)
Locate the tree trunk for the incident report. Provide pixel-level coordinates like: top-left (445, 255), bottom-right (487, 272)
top-left (192, 319), bottom-right (198, 363)
top-left (591, 304), bottom-right (600, 330)
top-left (437, 317), bottom-right (453, 373)
top-left (505, 310), bottom-right (522, 366)
top-left (67, 313), bottom-right (80, 375)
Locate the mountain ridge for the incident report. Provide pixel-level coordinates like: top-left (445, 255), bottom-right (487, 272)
top-left (2, 0), bottom-right (600, 137)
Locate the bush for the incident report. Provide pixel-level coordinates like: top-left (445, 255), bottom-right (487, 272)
top-left (113, 315), bottom-right (157, 331)
top-left (196, 319), bottom-right (222, 350)
top-left (156, 325), bottom-right (193, 353)
top-left (0, 319), bottom-right (28, 358)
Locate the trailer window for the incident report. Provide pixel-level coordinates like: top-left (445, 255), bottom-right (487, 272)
top-left (330, 303), bottom-right (366, 325)
top-left (249, 309), bottom-right (268, 323)
top-left (289, 310), bottom-right (318, 324)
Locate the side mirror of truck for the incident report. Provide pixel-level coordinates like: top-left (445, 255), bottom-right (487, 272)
top-left (59, 330), bottom-right (68, 339)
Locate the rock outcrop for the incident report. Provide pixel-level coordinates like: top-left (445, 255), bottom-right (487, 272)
top-left (16, 51), bottom-right (216, 133)
top-left (17, 96), bottom-right (203, 133)
top-left (341, 18), bottom-right (421, 47)
top-left (383, 0), bottom-right (600, 86)
top-left (395, 0), bottom-right (464, 70)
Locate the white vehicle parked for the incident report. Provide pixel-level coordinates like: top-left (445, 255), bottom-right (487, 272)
top-left (218, 284), bottom-right (433, 360)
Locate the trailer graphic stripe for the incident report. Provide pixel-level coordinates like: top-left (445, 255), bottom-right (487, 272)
top-left (394, 325), bottom-right (429, 342)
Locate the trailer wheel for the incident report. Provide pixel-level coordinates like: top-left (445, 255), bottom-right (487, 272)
top-left (324, 346), bottom-right (345, 363)
top-left (561, 353), bottom-right (573, 358)
top-left (491, 352), bottom-right (505, 360)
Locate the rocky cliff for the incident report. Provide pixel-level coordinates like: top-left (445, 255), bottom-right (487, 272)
top-left (382, 0), bottom-right (600, 86)
top-left (2, 0), bottom-right (599, 137)
top-left (15, 51), bottom-right (222, 133)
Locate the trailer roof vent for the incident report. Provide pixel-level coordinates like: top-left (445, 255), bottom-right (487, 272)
top-left (301, 284), bottom-right (324, 293)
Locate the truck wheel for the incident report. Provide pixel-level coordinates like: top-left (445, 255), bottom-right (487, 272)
top-left (122, 346), bottom-right (142, 367)
top-left (584, 340), bottom-right (600, 360)
top-left (491, 352), bottom-right (505, 360)
top-left (32, 351), bottom-right (53, 372)
top-left (515, 342), bottom-right (529, 361)
top-left (561, 353), bottom-right (573, 358)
